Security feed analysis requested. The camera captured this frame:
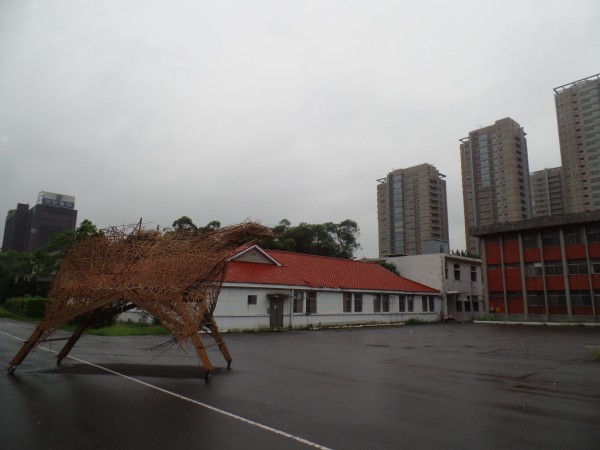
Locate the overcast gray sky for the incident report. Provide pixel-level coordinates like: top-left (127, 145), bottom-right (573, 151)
top-left (1, 0), bottom-right (599, 257)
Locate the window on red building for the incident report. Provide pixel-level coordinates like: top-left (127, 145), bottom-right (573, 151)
top-left (571, 290), bottom-right (592, 306)
top-left (568, 259), bottom-right (589, 275)
top-left (525, 262), bottom-right (543, 277)
top-left (545, 260), bottom-right (563, 275)
top-left (527, 291), bottom-right (545, 306)
top-left (522, 232), bottom-right (539, 249)
top-left (542, 230), bottom-right (561, 247)
top-left (547, 291), bottom-right (567, 307)
top-left (586, 225), bottom-right (600, 242)
top-left (564, 227), bottom-right (584, 245)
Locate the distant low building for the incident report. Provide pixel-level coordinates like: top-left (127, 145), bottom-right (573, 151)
top-left (2, 191), bottom-right (77, 253)
top-left (385, 253), bottom-right (484, 321)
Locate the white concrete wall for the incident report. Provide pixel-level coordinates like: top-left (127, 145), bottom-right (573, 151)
top-left (117, 286), bottom-right (443, 330)
top-left (213, 286), bottom-right (442, 330)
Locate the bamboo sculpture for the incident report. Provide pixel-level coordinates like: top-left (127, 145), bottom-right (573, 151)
top-left (8, 221), bottom-right (272, 379)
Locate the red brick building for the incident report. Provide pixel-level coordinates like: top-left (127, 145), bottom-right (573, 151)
top-left (471, 211), bottom-right (600, 322)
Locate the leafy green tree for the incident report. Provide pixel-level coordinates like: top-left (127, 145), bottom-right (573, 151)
top-left (259, 219), bottom-right (361, 259)
top-left (172, 216), bottom-right (198, 232)
top-left (0, 220), bottom-right (103, 301)
top-left (33, 220), bottom-right (103, 278)
top-left (0, 251), bottom-right (35, 302)
top-left (201, 220), bottom-right (221, 232)
top-left (376, 260), bottom-right (400, 275)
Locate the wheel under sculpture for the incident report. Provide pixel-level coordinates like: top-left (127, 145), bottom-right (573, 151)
top-left (8, 221), bottom-right (272, 379)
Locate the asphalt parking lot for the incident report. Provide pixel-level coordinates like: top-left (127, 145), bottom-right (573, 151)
top-left (1, 319), bottom-right (599, 450)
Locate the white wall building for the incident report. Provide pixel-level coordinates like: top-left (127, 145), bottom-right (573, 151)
top-left (386, 254), bottom-right (485, 321)
top-left (121, 245), bottom-right (442, 329)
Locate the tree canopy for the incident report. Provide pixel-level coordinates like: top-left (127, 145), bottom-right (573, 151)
top-left (258, 219), bottom-right (361, 259)
top-left (0, 219), bottom-right (104, 302)
top-left (172, 216), bottom-right (197, 232)
top-left (170, 217), bottom-right (221, 233)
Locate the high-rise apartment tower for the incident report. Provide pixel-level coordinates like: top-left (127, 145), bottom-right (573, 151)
top-left (554, 73), bottom-right (600, 213)
top-left (460, 117), bottom-right (531, 255)
top-left (530, 167), bottom-right (565, 217)
top-left (377, 163), bottom-right (449, 257)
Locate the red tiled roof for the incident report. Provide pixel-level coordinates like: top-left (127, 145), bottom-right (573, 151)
top-left (224, 248), bottom-right (438, 293)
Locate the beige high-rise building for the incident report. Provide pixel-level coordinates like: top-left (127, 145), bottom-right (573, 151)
top-left (460, 117), bottom-right (531, 255)
top-left (377, 163), bottom-right (449, 257)
top-left (554, 73), bottom-right (600, 213)
top-left (530, 167), bottom-right (565, 217)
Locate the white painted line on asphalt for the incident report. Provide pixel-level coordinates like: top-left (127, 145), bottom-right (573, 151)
top-left (1, 330), bottom-right (331, 450)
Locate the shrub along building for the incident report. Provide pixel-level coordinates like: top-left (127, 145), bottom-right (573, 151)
top-left (471, 211), bottom-right (600, 322)
top-left (212, 245), bottom-right (441, 330)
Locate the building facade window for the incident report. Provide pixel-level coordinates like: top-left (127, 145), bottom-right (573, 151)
top-left (354, 294), bottom-right (363, 312)
top-left (547, 291), bottom-right (567, 306)
top-left (522, 232), bottom-right (539, 249)
top-left (545, 260), bottom-right (563, 275)
top-left (542, 230), bottom-right (561, 247)
top-left (374, 294), bottom-right (390, 312)
top-left (343, 292), bottom-right (352, 313)
top-left (247, 295), bottom-right (257, 305)
top-left (527, 291), bottom-right (546, 306)
top-left (454, 264), bottom-right (461, 280)
top-left (382, 294), bottom-right (390, 312)
top-left (399, 295), bottom-right (405, 312)
top-left (293, 292), bottom-right (304, 313)
top-left (470, 266), bottom-right (477, 281)
top-left (586, 224), bottom-right (600, 242)
top-left (525, 262), bottom-right (543, 277)
top-left (374, 294), bottom-right (381, 312)
top-left (421, 297), bottom-right (435, 312)
top-left (571, 290), bottom-right (592, 306)
top-left (564, 227), bottom-right (584, 244)
top-left (407, 295), bottom-right (414, 312)
top-left (306, 292), bottom-right (317, 314)
top-left (568, 259), bottom-right (589, 275)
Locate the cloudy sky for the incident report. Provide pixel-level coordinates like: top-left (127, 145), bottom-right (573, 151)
top-left (1, 0), bottom-right (599, 257)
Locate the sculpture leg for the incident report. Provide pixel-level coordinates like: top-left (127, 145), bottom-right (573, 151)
top-left (9, 325), bottom-right (47, 372)
top-left (190, 331), bottom-right (214, 375)
top-left (204, 317), bottom-right (232, 369)
top-left (56, 313), bottom-right (95, 365)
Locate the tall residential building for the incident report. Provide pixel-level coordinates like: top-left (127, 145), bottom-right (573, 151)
top-left (2, 191), bottom-right (78, 253)
top-left (377, 163), bottom-right (449, 257)
top-left (460, 117), bottom-right (531, 255)
top-left (530, 167), bottom-right (565, 217)
top-left (554, 73), bottom-right (600, 213)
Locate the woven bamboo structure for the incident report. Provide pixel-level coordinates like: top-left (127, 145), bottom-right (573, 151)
top-left (9, 221), bottom-right (272, 378)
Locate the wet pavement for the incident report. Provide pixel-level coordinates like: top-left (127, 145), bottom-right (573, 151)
top-left (1, 319), bottom-right (599, 449)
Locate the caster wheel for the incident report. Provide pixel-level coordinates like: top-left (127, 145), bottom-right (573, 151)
top-left (7, 365), bottom-right (16, 374)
